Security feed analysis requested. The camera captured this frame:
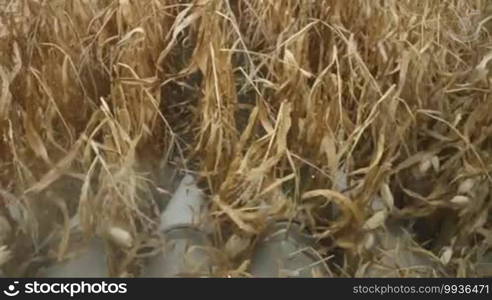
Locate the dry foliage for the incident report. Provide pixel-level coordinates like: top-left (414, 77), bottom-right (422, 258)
top-left (0, 0), bottom-right (491, 277)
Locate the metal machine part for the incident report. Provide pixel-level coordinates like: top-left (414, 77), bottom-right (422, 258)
top-left (476, 251), bottom-right (492, 277)
top-left (249, 221), bottom-right (330, 277)
top-left (142, 226), bottom-right (212, 277)
top-left (142, 175), bottom-right (213, 277)
top-left (39, 238), bottom-right (108, 277)
top-left (361, 222), bottom-right (446, 277)
top-left (159, 175), bottom-right (207, 231)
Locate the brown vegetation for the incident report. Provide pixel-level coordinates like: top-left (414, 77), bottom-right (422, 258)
top-left (0, 0), bottom-right (491, 277)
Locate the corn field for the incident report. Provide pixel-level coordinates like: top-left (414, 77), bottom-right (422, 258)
top-left (0, 0), bottom-right (491, 277)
